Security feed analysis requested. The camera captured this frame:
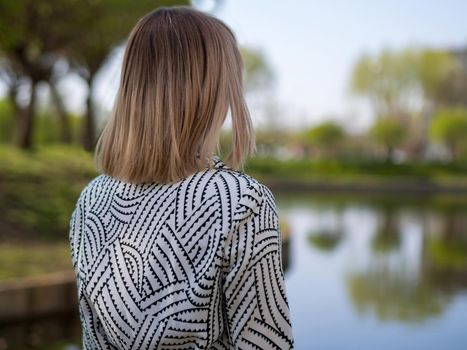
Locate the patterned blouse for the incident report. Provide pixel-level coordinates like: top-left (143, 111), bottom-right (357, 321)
top-left (69, 154), bottom-right (294, 349)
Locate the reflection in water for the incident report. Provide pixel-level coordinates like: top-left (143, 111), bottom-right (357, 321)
top-left (282, 195), bottom-right (467, 350)
top-left (371, 204), bottom-right (401, 253)
top-left (347, 205), bottom-right (467, 324)
top-left (307, 207), bottom-right (345, 253)
top-left (308, 229), bottom-right (343, 252)
top-left (348, 262), bottom-right (449, 323)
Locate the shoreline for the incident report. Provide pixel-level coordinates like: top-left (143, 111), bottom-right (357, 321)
top-left (261, 178), bottom-right (467, 196)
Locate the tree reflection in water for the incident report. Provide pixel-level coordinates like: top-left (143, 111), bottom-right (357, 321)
top-left (346, 201), bottom-right (467, 324)
top-left (300, 195), bottom-right (467, 325)
top-left (307, 206), bottom-right (345, 253)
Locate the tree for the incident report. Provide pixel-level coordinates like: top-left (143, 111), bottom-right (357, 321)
top-left (369, 117), bottom-right (407, 162)
top-left (0, 0), bottom-right (189, 150)
top-left (350, 48), bottom-right (419, 118)
top-left (66, 0), bottom-right (189, 150)
top-left (0, 0), bottom-right (90, 148)
top-left (304, 121), bottom-right (345, 157)
top-left (414, 50), bottom-right (462, 154)
top-left (350, 47), bottom-right (464, 159)
top-left (240, 46), bottom-right (274, 94)
top-left (430, 108), bottom-right (467, 160)
top-left (416, 50), bottom-right (461, 106)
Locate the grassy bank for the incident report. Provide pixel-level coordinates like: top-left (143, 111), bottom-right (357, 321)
top-left (2, 144), bottom-right (467, 241)
top-left (2, 145), bottom-right (467, 280)
top-left (0, 145), bottom-right (97, 241)
top-left (0, 145), bottom-right (96, 281)
top-left (245, 156), bottom-right (467, 184)
top-left (0, 242), bottom-right (71, 280)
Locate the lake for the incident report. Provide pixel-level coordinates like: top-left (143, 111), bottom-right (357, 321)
top-left (280, 193), bottom-right (467, 350)
top-left (1, 193), bottom-right (467, 349)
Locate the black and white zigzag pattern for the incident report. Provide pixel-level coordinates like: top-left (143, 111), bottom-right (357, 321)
top-left (69, 155), bottom-right (294, 349)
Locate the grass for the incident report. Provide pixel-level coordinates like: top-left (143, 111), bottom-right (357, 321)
top-left (0, 242), bottom-right (72, 281)
top-left (244, 156), bottom-right (467, 184)
top-left (0, 144), bottom-right (98, 240)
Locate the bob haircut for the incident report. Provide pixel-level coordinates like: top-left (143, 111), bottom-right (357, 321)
top-left (94, 6), bottom-right (255, 185)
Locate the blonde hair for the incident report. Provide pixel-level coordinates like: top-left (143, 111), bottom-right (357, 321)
top-left (94, 6), bottom-right (255, 185)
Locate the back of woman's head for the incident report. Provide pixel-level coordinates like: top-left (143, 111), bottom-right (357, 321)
top-left (94, 6), bottom-right (255, 185)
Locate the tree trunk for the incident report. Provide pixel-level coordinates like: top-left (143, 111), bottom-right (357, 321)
top-left (82, 76), bottom-right (96, 151)
top-left (49, 81), bottom-right (72, 143)
top-left (18, 79), bottom-right (38, 149)
top-left (8, 83), bottom-right (23, 119)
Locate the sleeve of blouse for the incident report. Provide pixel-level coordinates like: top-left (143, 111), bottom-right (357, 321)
top-left (222, 182), bottom-right (294, 349)
top-left (69, 195), bottom-right (85, 278)
top-left (69, 191), bottom-right (117, 350)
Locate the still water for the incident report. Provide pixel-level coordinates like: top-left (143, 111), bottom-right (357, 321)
top-left (280, 194), bottom-right (467, 350)
top-left (2, 194), bottom-right (467, 349)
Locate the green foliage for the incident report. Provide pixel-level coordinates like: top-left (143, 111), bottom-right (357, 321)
top-left (0, 243), bottom-right (71, 280)
top-left (0, 0), bottom-right (190, 64)
top-left (35, 111), bottom-right (83, 145)
top-left (430, 107), bottom-right (467, 159)
top-left (350, 47), bottom-right (461, 116)
top-left (0, 97), bottom-right (84, 146)
top-left (304, 121), bottom-right (345, 154)
top-left (35, 111), bottom-right (64, 145)
top-left (0, 145), bottom-right (98, 239)
top-left (416, 49), bottom-right (461, 102)
top-left (350, 48), bottom-right (419, 115)
top-left (245, 155), bottom-right (467, 183)
top-left (0, 99), bottom-right (83, 145)
top-left (0, 0), bottom-right (190, 149)
top-left (370, 117), bottom-right (407, 160)
top-left (67, 0), bottom-right (190, 74)
top-left (0, 98), bottom-right (15, 144)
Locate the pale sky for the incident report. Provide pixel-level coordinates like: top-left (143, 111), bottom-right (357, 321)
top-left (212, 0), bottom-right (467, 131)
top-left (1, 0), bottom-right (466, 132)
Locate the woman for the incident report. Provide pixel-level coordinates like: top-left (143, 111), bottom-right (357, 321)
top-left (69, 6), bottom-right (294, 349)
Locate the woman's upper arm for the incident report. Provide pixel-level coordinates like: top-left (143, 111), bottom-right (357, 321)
top-left (69, 183), bottom-right (117, 349)
top-left (222, 181), bottom-right (294, 349)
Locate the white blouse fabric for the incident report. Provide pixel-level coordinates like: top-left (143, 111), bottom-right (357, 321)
top-left (69, 155), bottom-right (294, 349)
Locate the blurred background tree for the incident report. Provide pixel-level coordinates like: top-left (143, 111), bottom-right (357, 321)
top-left (351, 47), bottom-right (467, 161)
top-left (369, 117), bottom-right (407, 162)
top-left (430, 107), bottom-right (467, 161)
top-left (350, 48), bottom-right (418, 119)
top-left (303, 121), bottom-right (346, 158)
top-left (0, 0), bottom-right (189, 150)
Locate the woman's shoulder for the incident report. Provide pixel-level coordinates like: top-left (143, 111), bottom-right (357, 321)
top-left (74, 174), bottom-right (108, 206)
top-left (211, 154), bottom-right (268, 191)
top-left (210, 161), bottom-right (273, 220)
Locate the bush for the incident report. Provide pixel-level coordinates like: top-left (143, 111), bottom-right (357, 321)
top-left (0, 145), bottom-right (98, 240)
top-left (430, 107), bottom-right (467, 160)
